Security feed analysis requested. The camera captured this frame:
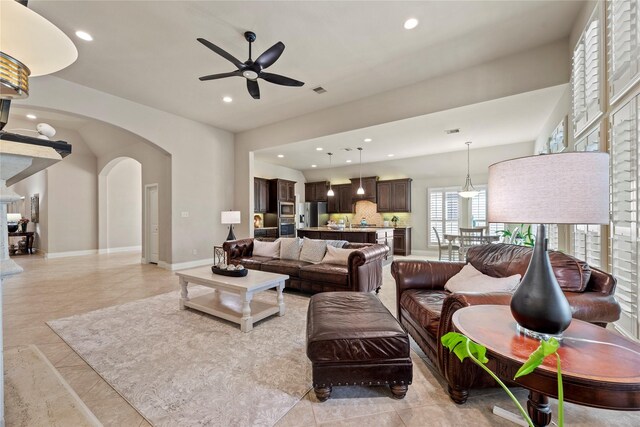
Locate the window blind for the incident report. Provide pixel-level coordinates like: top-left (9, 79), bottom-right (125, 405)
top-left (572, 126), bottom-right (603, 268)
top-left (472, 187), bottom-right (504, 234)
top-left (610, 95), bottom-right (639, 339)
top-left (573, 9), bottom-right (601, 136)
top-left (428, 187), bottom-right (459, 245)
top-left (608, 0), bottom-right (640, 103)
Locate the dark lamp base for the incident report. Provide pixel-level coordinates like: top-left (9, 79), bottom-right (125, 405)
top-left (226, 225), bottom-right (236, 241)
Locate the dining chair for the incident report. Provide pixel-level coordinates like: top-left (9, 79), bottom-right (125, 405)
top-left (433, 227), bottom-right (459, 261)
top-left (458, 228), bottom-right (486, 258)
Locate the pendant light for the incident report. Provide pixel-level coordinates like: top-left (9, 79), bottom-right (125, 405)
top-left (326, 152), bottom-right (335, 197)
top-left (356, 147), bottom-right (365, 195)
top-left (459, 141), bottom-right (479, 198)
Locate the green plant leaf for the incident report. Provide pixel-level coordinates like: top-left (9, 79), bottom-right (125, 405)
top-left (441, 332), bottom-right (489, 364)
top-left (514, 338), bottom-right (560, 379)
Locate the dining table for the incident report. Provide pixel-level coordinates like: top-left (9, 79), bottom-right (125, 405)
top-left (443, 232), bottom-right (500, 259)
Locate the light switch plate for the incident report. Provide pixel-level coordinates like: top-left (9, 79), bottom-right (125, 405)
top-left (181, 211), bottom-right (189, 217)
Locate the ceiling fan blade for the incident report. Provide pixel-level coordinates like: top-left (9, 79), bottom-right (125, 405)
top-left (260, 72), bottom-right (304, 87)
top-left (247, 79), bottom-right (260, 99)
top-left (197, 38), bottom-right (245, 70)
top-left (255, 42), bottom-right (285, 70)
top-left (199, 70), bottom-right (243, 81)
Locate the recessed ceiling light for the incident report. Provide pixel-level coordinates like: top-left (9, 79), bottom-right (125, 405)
top-left (277, 154), bottom-right (284, 158)
top-left (346, 160), bottom-right (352, 163)
top-left (222, 96), bottom-right (233, 103)
top-left (75, 30), bottom-right (93, 41)
top-left (364, 138), bottom-right (372, 142)
top-left (26, 114), bottom-right (37, 119)
top-left (387, 154), bottom-right (395, 157)
top-left (311, 164), bottom-right (317, 168)
top-left (404, 18), bottom-right (419, 30)
top-left (316, 147), bottom-right (323, 151)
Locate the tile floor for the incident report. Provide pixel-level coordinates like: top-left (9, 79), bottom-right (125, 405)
top-left (3, 252), bottom-right (640, 426)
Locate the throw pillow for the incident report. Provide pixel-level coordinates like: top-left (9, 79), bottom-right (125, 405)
top-left (445, 263), bottom-right (521, 293)
top-left (299, 237), bottom-right (328, 263)
top-left (326, 240), bottom-right (349, 249)
top-left (320, 245), bottom-right (356, 266)
top-left (279, 237), bottom-right (302, 260)
top-left (252, 240), bottom-right (280, 258)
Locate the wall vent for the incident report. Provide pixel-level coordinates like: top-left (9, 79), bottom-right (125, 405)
top-left (445, 128), bottom-right (460, 134)
top-left (313, 86), bottom-right (327, 94)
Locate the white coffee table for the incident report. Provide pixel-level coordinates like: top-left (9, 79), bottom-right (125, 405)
top-left (175, 267), bottom-right (288, 332)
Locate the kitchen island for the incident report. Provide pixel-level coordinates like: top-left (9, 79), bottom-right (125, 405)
top-left (297, 227), bottom-right (394, 249)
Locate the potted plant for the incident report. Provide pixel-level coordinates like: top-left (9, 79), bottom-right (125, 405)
top-left (442, 332), bottom-right (563, 427)
top-left (391, 215), bottom-right (399, 228)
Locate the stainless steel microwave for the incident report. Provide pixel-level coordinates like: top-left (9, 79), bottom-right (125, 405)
top-left (278, 202), bottom-right (295, 217)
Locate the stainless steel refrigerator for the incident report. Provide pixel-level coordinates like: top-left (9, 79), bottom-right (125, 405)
top-left (302, 202), bottom-right (329, 227)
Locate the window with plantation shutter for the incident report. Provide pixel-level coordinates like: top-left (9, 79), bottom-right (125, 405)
top-left (610, 95), bottom-right (639, 340)
top-left (471, 186), bottom-right (504, 234)
top-left (573, 125), bottom-right (603, 268)
top-left (573, 8), bottom-right (601, 136)
top-left (608, 0), bottom-right (640, 103)
top-left (428, 187), bottom-right (459, 246)
top-left (547, 224), bottom-right (559, 251)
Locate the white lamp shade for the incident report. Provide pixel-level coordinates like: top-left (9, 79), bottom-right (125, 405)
top-left (7, 213), bottom-right (21, 223)
top-left (221, 211), bottom-right (241, 224)
top-left (0, 0), bottom-right (78, 76)
top-left (488, 152), bottom-right (609, 224)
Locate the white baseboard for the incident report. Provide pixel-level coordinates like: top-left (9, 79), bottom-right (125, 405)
top-left (98, 246), bottom-right (142, 255)
top-left (44, 249), bottom-right (98, 259)
top-left (159, 258), bottom-right (213, 271)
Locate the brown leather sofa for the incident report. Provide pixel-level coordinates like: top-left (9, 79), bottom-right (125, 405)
top-left (391, 243), bottom-right (620, 404)
top-left (223, 238), bottom-right (388, 293)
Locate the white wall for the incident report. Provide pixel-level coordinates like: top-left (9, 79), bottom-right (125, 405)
top-left (235, 40), bottom-right (570, 238)
top-left (20, 76), bottom-right (234, 267)
top-left (106, 158), bottom-right (142, 250)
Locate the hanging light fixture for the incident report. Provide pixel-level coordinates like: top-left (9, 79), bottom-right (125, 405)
top-left (357, 147), bottom-right (365, 195)
top-left (459, 141), bottom-right (479, 198)
top-left (326, 152), bottom-right (335, 197)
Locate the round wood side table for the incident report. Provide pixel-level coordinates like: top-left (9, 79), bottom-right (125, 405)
top-left (452, 305), bottom-right (640, 426)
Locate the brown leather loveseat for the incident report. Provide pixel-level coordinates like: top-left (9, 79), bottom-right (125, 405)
top-left (391, 243), bottom-right (620, 404)
top-left (224, 238), bottom-right (388, 293)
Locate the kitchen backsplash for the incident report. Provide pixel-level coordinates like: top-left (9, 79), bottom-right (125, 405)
top-left (329, 201), bottom-right (411, 226)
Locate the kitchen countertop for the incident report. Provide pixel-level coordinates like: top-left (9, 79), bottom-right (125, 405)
top-left (297, 227), bottom-right (394, 233)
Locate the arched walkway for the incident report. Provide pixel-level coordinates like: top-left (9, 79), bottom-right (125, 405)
top-left (98, 157), bottom-right (142, 255)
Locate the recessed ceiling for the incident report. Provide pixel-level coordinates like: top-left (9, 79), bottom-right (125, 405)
top-left (254, 84), bottom-right (567, 170)
top-left (25, 1), bottom-right (582, 133)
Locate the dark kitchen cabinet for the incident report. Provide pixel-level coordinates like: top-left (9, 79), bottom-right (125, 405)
top-left (269, 179), bottom-right (296, 206)
top-left (254, 177), bottom-right (269, 213)
top-left (393, 227), bottom-right (412, 256)
top-left (327, 184), bottom-right (353, 213)
top-left (376, 178), bottom-right (412, 212)
top-left (305, 181), bottom-right (328, 202)
top-left (351, 176), bottom-right (378, 202)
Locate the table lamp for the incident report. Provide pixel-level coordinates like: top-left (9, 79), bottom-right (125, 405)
top-left (221, 211), bottom-right (241, 241)
top-left (488, 152), bottom-right (609, 339)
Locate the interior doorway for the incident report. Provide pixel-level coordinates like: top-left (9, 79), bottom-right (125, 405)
top-left (145, 184), bottom-right (159, 264)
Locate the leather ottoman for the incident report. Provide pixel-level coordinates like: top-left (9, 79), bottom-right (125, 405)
top-left (306, 292), bottom-right (413, 401)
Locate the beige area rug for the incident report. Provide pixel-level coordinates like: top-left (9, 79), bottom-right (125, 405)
top-left (5, 345), bottom-right (102, 427)
top-left (47, 287), bottom-right (312, 427)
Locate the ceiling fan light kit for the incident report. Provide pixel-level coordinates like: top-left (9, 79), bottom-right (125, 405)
top-left (198, 31), bottom-right (304, 100)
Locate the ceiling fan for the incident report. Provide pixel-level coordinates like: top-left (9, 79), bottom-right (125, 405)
top-left (197, 31), bottom-right (304, 100)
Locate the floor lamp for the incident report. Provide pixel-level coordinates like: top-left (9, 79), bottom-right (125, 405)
top-left (488, 152), bottom-right (609, 339)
